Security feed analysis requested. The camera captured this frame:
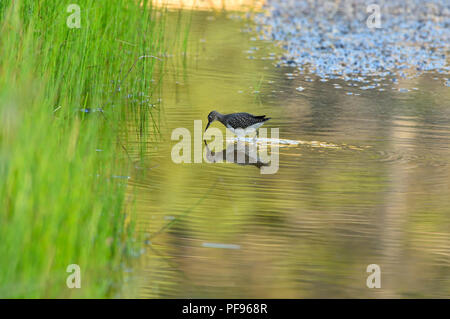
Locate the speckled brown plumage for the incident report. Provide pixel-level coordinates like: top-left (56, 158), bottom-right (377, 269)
top-left (221, 112), bottom-right (270, 129)
top-left (205, 110), bottom-right (271, 133)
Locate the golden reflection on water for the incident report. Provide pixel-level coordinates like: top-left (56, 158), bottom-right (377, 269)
top-left (122, 10), bottom-right (450, 298)
top-left (152, 0), bottom-right (263, 11)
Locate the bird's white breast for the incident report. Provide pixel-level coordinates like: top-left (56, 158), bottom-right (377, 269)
top-left (227, 122), bottom-right (264, 136)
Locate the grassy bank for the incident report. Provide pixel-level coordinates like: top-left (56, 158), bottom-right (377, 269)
top-left (0, 0), bottom-right (166, 298)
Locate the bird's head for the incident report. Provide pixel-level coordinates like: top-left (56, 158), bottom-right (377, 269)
top-left (205, 110), bottom-right (219, 132)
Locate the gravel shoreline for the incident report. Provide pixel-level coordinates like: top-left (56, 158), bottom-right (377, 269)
top-left (253, 0), bottom-right (450, 86)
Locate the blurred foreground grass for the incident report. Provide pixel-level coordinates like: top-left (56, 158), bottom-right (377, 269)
top-left (0, 0), bottom-right (167, 297)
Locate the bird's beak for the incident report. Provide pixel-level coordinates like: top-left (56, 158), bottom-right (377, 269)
top-left (204, 121), bottom-right (211, 132)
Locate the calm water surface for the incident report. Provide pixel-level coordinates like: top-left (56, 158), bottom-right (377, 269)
top-left (123, 11), bottom-right (450, 298)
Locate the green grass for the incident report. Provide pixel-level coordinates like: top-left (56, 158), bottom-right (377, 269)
top-left (0, 0), bottom-right (168, 298)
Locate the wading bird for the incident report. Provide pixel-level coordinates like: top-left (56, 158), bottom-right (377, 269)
top-left (204, 111), bottom-right (271, 136)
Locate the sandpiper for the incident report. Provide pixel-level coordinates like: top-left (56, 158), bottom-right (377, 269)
top-left (204, 111), bottom-right (271, 136)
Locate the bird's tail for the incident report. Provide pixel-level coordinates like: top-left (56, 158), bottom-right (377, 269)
top-left (255, 115), bottom-right (271, 121)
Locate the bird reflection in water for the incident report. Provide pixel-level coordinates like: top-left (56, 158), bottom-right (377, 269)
top-left (204, 140), bottom-right (269, 169)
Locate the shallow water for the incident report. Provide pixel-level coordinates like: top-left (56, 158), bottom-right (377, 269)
top-left (124, 11), bottom-right (449, 298)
